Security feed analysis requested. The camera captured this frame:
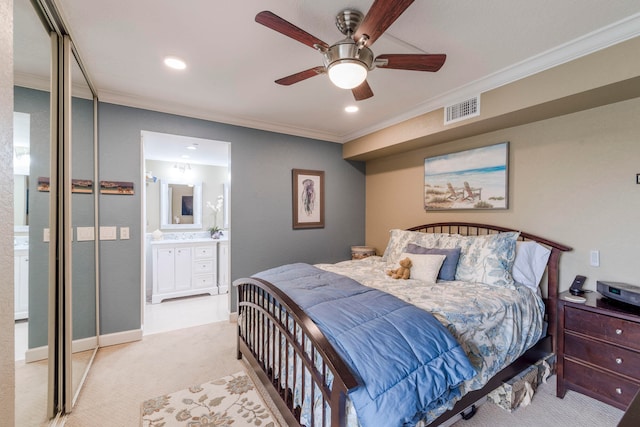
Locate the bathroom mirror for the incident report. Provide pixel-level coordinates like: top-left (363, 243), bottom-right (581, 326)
top-left (160, 180), bottom-right (202, 229)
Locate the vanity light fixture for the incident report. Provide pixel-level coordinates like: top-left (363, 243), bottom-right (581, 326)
top-left (173, 162), bottom-right (191, 174)
top-left (164, 56), bottom-right (187, 70)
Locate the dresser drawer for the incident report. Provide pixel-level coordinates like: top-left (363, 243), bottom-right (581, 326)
top-left (564, 359), bottom-right (639, 408)
top-left (193, 274), bottom-right (216, 289)
top-left (565, 306), bottom-right (640, 352)
top-left (565, 333), bottom-right (640, 380)
top-left (194, 246), bottom-right (215, 258)
top-left (193, 260), bottom-right (214, 273)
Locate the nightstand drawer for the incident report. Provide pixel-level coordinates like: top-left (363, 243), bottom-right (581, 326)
top-left (565, 306), bottom-right (640, 352)
top-left (565, 333), bottom-right (640, 380)
top-left (565, 359), bottom-right (639, 408)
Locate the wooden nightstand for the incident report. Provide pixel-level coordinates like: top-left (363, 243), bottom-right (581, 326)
top-left (557, 291), bottom-right (640, 410)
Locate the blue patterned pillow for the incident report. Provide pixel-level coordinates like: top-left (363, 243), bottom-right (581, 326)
top-left (437, 232), bottom-right (520, 288)
top-left (404, 244), bottom-right (461, 281)
top-left (381, 229), bottom-right (442, 265)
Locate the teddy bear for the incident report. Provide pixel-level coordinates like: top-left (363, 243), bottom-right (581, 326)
top-left (387, 257), bottom-right (412, 280)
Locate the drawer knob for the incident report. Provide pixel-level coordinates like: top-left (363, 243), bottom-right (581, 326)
top-left (616, 328), bottom-right (623, 335)
top-left (616, 357), bottom-right (623, 365)
top-left (616, 388), bottom-right (623, 395)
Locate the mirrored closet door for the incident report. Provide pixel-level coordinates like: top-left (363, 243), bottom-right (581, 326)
top-left (13, 0), bottom-right (54, 423)
top-left (13, 0), bottom-right (99, 422)
top-left (69, 41), bottom-right (99, 407)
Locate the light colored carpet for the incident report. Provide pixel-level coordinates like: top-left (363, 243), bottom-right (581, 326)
top-left (15, 348), bottom-right (95, 427)
top-left (451, 376), bottom-right (624, 427)
top-left (141, 371), bottom-right (278, 427)
top-left (64, 321), bottom-right (243, 427)
top-left (63, 319), bottom-right (624, 427)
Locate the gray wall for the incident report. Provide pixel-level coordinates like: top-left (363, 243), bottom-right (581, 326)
top-left (98, 102), bottom-right (365, 335)
top-left (71, 95), bottom-right (96, 340)
top-left (14, 87), bottom-right (97, 347)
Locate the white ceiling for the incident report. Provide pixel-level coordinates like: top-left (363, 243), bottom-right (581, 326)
top-left (14, 0), bottom-right (640, 145)
top-left (142, 131), bottom-right (230, 167)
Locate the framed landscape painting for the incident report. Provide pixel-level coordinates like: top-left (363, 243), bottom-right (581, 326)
top-left (424, 142), bottom-right (509, 210)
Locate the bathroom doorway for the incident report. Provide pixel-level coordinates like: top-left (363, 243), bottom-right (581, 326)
top-left (141, 131), bottom-right (231, 335)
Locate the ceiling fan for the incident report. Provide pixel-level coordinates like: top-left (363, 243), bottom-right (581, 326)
top-left (255, 0), bottom-right (446, 101)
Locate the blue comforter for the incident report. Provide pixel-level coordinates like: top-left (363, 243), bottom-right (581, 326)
top-left (254, 263), bottom-right (476, 427)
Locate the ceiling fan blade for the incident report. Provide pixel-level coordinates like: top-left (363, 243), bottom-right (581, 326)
top-left (352, 80), bottom-right (374, 101)
top-left (355, 0), bottom-right (415, 46)
top-left (275, 67), bottom-right (326, 86)
top-left (256, 11), bottom-right (329, 50)
top-left (376, 54), bottom-right (446, 72)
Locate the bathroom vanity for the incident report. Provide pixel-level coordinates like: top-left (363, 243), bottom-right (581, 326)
top-left (150, 239), bottom-right (219, 303)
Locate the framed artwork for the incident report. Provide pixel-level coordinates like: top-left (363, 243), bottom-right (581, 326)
top-left (292, 169), bottom-right (324, 229)
top-left (37, 177), bottom-right (94, 193)
top-left (424, 141), bottom-right (509, 210)
top-left (71, 179), bottom-right (93, 194)
top-left (181, 195), bottom-right (194, 216)
top-left (37, 177), bottom-right (50, 192)
top-left (99, 180), bottom-right (135, 195)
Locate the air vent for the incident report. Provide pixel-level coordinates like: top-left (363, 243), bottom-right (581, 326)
top-left (444, 95), bottom-right (480, 125)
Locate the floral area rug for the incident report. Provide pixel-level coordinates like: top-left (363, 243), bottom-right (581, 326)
top-left (141, 371), bottom-right (279, 427)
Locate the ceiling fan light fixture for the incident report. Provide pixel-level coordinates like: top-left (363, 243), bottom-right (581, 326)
top-left (328, 60), bottom-right (367, 89)
top-left (164, 56), bottom-right (186, 70)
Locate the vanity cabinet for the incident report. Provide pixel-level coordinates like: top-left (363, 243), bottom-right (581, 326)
top-left (14, 249), bottom-right (29, 320)
top-left (151, 240), bottom-right (218, 303)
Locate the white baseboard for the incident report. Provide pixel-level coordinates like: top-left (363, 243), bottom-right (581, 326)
top-left (25, 336), bottom-right (99, 363)
top-left (25, 329), bottom-right (143, 363)
top-left (98, 329), bottom-right (142, 347)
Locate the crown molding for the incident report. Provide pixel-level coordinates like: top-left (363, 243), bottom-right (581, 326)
top-left (97, 90), bottom-right (343, 144)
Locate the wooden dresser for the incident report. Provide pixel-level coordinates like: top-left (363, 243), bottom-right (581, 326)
top-left (557, 291), bottom-right (640, 410)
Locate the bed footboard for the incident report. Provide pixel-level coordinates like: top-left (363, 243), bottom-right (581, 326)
top-left (235, 277), bottom-right (357, 427)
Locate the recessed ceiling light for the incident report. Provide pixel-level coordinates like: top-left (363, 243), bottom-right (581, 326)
top-left (186, 144), bottom-right (198, 150)
top-left (345, 105), bottom-right (359, 113)
top-left (164, 56), bottom-right (186, 70)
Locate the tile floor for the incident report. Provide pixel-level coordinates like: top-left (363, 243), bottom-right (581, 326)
top-left (143, 292), bottom-right (230, 335)
top-left (14, 292), bottom-right (230, 360)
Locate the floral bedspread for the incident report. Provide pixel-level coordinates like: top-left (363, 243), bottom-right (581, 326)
top-left (315, 256), bottom-right (545, 424)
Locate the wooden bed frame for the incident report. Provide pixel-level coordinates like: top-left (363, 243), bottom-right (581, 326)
top-left (235, 222), bottom-right (571, 426)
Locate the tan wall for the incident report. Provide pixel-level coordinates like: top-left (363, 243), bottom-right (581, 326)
top-left (366, 97), bottom-right (640, 293)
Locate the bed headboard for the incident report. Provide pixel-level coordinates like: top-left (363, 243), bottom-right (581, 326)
top-left (406, 222), bottom-right (572, 350)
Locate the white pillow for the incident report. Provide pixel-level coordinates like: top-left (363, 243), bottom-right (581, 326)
top-left (512, 241), bottom-right (551, 291)
top-left (399, 252), bottom-right (446, 283)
